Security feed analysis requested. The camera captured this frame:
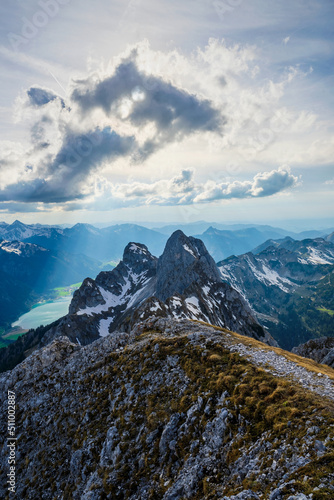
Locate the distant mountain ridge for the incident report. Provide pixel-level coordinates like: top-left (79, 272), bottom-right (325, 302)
top-left (218, 237), bottom-right (334, 349)
top-left (193, 226), bottom-right (289, 261)
top-left (2, 219), bottom-right (333, 263)
top-left (0, 220), bottom-right (168, 262)
top-left (153, 221), bottom-right (334, 238)
top-left (193, 226), bottom-right (334, 262)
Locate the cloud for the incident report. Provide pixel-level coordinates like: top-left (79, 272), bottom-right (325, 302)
top-left (71, 54), bottom-right (224, 157)
top-left (194, 167), bottom-right (298, 203)
top-left (0, 39), bottom-right (323, 213)
top-left (27, 86), bottom-right (65, 108)
top-left (0, 201), bottom-right (48, 214)
top-left (108, 166), bottom-right (298, 206)
top-left (112, 169), bottom-right (195, 206)
top-left (0, 127), bottom-right (135, 203)
top-left (0, 43), bottom-right (225, 206)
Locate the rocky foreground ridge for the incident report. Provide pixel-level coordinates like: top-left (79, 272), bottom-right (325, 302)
top-left (1, 317), bottom-right (334, 499)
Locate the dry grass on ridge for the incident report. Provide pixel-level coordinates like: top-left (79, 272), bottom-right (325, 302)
top-left (191, 320), bottom-right (334, 381)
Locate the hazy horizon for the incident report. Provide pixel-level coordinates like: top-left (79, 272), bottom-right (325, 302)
top-left (1, 216), bottom-right (334, 234)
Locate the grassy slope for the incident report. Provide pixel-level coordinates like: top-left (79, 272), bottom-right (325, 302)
top-left (52, 282), bottom-right (82, 298)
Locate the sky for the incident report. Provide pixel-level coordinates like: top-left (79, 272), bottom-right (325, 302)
top-left (0, 0), bottom-right (333, 229)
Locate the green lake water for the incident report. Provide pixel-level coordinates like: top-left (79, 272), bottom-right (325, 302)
top-left (12, 296), bottom-right (72, 330)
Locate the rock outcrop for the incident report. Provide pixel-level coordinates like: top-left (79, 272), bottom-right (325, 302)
top-left (292, 337), bottom-right (334, 368)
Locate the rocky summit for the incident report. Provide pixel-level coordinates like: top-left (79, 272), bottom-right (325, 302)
top-left (40, 230), bottom-right (273, 350)
top-left (0, 317), bottom-right (333, 499)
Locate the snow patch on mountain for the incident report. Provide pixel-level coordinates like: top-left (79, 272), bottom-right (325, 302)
top-left (307, 247), bottom-right (334, 265)
top-left (0, 241), bottom-right (24, 255)
top-left (0, 240), bottom-right (48, 256)
top-left (185, 296), bottom-right (201, 318)
top-left (183, 244), bottom-right (197, 258)
top-left (129, 243), bottom-right (148, 255)
top-left (219, 266), bottom-right (250, 303)
top-left (244, 256), bottom-right (293, 293)
top-left (150, 301), bottom-right (162, 312)
top-left (99, 318), bottom-right (113, 337)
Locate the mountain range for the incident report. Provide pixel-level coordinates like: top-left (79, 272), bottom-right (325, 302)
top-left (0, 220), bottom-right (168, 262)
top-left (42, 232), bottom-right (272, 345)
top-left (1, 219), bottom-right (334, 355)
top-left (218, 237), bottom-right (334, 350)
top-left (1, 219), bottom-right (333, 263)
top-left (0, 230), bottom-right (274, 372)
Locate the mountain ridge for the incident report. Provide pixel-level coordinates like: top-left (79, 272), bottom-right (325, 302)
top-left (218, 237), bottom-right (334, 349)
top-left (0, 230), bottom-right (274, 372)
top-left (2, 220), bottom-right (334, 264)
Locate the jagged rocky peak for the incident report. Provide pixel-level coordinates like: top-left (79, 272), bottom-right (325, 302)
top-left (156, 230), bottom-right (222, 301)
top-left (69, 277), bottom-right (105, 315)
top-left (122, 241), bottom-right (157, 270)
top-left (70, 242), bottom-right (158, 316)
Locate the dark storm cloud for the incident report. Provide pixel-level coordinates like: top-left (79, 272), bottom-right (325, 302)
top-left (0, 127), bottom-right (135, 203)
top-left (1, 54), bottom-right (226, 207)
top-left (0, 201), bottom-right (44, 213)
top-left (71, 58), bottom-right (224, 156)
